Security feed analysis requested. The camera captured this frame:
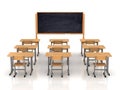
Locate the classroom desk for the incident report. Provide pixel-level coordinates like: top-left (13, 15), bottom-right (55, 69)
top-left (80, 39), bottom-right (100, 56)
top-left (85, 52), bottom-right (112, 76)
top-left (14, 45), bottom-right (38, 65)
top-left (20, 39), bottom-right (40, 56)
top-left (46, 52), bottom-right (71, 76)
top-left (8, 52), bottom-right (34, 75)
top-left (82, 45), bottom-right (105, 65)
top-left (50, 39), bottom-right (69, 45)
top-left (48, 45), bottom-right (70, 52)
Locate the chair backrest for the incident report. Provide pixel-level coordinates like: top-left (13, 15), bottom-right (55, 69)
top-left (95, 55), bottom-right (107, 61)
top-left (52, 41), bottom-right (63, 45)
top-left (17, 47), bottom-right (28, 52)
top-left (51, 55), bottom-right (63, 61)
top-left (51, 48), bottom-right (63, 52)
top-left (23, 41), bottom-right (32, 45)
top-left (89, 48), bottom-right (100, 53)
top-left (13, 56), bottom-right (24, 61)
top-left (85, 40), bottom-right (96, 45)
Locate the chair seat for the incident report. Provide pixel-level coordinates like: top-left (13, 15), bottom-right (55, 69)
top-left (52, 63), bottom-right (62, 66)
top-left (94, 63), bottom-right (106, 66)
top-left (14, 62), bottom-right (26, 66)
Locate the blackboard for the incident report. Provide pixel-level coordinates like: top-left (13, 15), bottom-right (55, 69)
top-left (37, 12), bottom-right (83, 34)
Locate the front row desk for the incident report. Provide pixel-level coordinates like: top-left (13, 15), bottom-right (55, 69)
top-left (8, 39), bottom-right (112, 78)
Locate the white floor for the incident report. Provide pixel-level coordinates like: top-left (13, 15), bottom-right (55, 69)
top-left (0, 52), bottom-right (119, 90)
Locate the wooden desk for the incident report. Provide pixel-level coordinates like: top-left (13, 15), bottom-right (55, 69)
top-left (85, 52), bottom-right (112, 76)
top-left (20, 39), bottom-right (40, 56)
top-left (46, 52), bottom-right (71, 75)
top-left (14, 45), bottom-right (38, 65)
top-left (8, 52), bottom-right (34, 75)
top-left (82, 45), bottom-right (105, 65)
top-left (80, 39), bottom-right (100, 56)
top-left (48, 45), bottom-right (70, 52)
top-left (50, 39), bottom-right (69, 45)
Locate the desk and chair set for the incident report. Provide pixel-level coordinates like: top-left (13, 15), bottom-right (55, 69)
top-left (8, 39), bottom-right (40, 77)
top-left (80, 39), bottom-right (112, 78)
top-left (7, 38), bottom-right (111, 78)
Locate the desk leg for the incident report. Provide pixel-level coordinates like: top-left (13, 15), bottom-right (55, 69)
top-left (81, 43), bottom-right (83, 56)
top-left (37, 42), bottom-right (39, 56)
top-left (34, 49), bottom-right (37, 65)
top-left (67, 57), bottom-right (70, 75)
top-left (30, 57), bottom-right (33, 75)
top-left (106, 57), bottom-right (110, 76)
top-left (83, 49), bottom-right (86, 65)
top-left (47, 57), bottom-right (50, 75)
top-left (86, 57), bottom-right (89, 76)
top-left (9, 57), bottom-right (13, 75)
top-left (97, 42), bottom-right (98, 45)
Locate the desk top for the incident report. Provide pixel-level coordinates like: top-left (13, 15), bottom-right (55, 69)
top-left (46, 52), bottom-right (71, 57)
top-left (50, 39), bottom-right (69, 43)
top-left (82, 45), bottom-right (105, 49)
top-left (8, 52), bottom-right (34, 57)
top-left (20, 39), bottom-right (40, 43)
top-left (80, 39), bottom-right (100, 43)
top-left (85, 52), bottom-right (112, 58)
top-left (48, 45), bottom-right (70, 49)
top-left (14, 45), bottom-right (38, 49)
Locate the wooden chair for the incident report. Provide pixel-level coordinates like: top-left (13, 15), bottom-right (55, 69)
top-left (86, 48), bottom-right (101, 66)
top-left (85, 48), bottom-right (100, 65)
top-left (17, 47), bottom-right (30, 66)
top-left (93, 55), bottom-right (107, 78)
top-left (13, 56), bottom-right (27, 77)
top-left (50, 55), bottom-right (63, 77)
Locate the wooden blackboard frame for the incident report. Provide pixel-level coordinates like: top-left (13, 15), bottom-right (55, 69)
top-left (35, 12), bottom-right (85, 39)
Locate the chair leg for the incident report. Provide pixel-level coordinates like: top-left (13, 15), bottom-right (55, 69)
top-left (93, 64), bottom-right (96, 78)
top-left (24, 66), bottom-right (27, 77)
top-left (103, 66), bottom-right (106, 78)
top-left (13, 67), bottom-right (17, 77)
top-left (61, 63), bottom-right (63, 78)
top-left (27, 59), bottom-right (30, 66)
top-left (51, 62), bottom-right (53, 78)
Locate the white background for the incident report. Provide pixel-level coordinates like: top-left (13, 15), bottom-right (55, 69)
top-left (0, 0), bottom-right (120, 90)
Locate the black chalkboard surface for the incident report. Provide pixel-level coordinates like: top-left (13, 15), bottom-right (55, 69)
top-left (37, 12), bottom-right (83, 33)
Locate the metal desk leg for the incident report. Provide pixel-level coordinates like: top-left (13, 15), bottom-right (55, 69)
top-left (97, 42), bottom-right (98, 45)
top-left (83, 49), bottom-right (86, 65)
top-left (34, 49), bottom-right (37, 65)
top-left (30, 57), bottom-right (33, 75)
top-left (86, 57), bottom-right (89, 76)
top-left (37, 42), bottom-right (39, 56)
top-left (67, 57), bottom-right (70, 75)
top-left (106, 57), bottom-right (110, 76)
top-left (9, 57), bottom-right (13, 75)
top-left (47, 57), bottom-right (50, 75)
top-left (81, 43), bottom-right (83, 56)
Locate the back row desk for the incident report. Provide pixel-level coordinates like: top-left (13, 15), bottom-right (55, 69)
top-left (50, 39), bottom-right (69, 45)
top-left (82, 45), bottom-right (105, 65)
top-left (85, 52), bottom-right (112, 76)
top-left (46, 52), bottom-right (71, 75)
top-left (80, 39), bottom-right (100, 56)
top-left (8, 52), bottom-right (34, 75)
top-left (20, 39), bottom-right (40, 56)
top-left (14, 45), bottom-right (38, 65)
